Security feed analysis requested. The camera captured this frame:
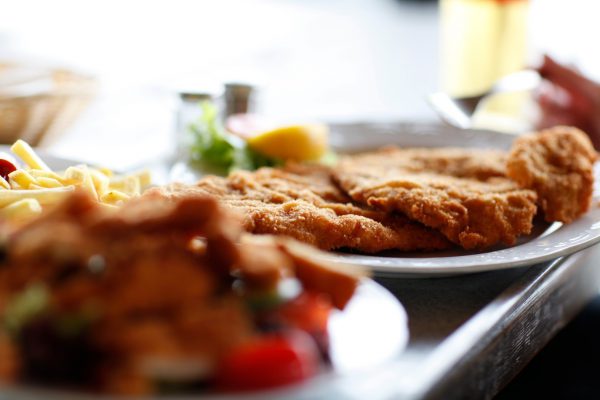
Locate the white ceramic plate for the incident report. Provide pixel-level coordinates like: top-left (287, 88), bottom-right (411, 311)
top-left (317, 122), bottom-right (600, 276)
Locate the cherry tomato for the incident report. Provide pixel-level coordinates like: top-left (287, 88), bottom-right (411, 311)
top-left (215, 331), bottom-right (319, 391)
top-left (0, 159), bottom-right (17, 180)
top-left (276, 291), bottom-right (332, 334)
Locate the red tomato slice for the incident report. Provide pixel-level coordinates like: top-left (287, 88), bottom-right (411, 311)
top-left (277, 291), bottom-right (332, 334)
top-left (215, 331), bottom-right (320, 391)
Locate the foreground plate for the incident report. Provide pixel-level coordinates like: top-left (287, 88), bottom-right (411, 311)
top-left (0, 280), bottom-right (407, 400)
top-left (0, 147), bottom-right (408, 398)
top-left (318, 122), bottom-right (600, 276)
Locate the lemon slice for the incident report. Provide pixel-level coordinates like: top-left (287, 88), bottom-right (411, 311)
top-left (247, 124), bottom-right (329, 161)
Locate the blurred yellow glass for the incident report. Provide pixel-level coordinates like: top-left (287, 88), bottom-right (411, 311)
top-left (440, 0), bottom-right (530, 131)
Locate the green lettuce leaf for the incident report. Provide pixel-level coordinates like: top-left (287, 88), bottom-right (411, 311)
top-left (189, 102), bottom-right (281, 173)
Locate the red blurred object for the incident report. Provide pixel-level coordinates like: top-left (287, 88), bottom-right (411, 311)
top-left (225, 114), bottom-right (272, 139)
top-left (536, 55), bottom-right (600, 149)
top-left (277, 291), bottom-right (332, 334)
top-left (215, 331), bottom-right (320, 391)
top-left (0, 159), bottom-right (17, 180)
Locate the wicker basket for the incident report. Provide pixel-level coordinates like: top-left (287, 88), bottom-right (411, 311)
top-left (0, 64), bottom-right (96, 147)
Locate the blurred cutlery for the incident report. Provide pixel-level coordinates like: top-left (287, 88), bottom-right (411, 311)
top-left (428, 69), bottom-right (541, 129)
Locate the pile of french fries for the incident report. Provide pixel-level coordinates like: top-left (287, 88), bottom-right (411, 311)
top-left (0, 140), bottom-right (151, 222)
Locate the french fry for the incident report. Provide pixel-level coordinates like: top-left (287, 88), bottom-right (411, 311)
top-left (130, 170), bottom-right (152, 188)
top-left (90, 170), bottom-right (110, 197)
top-left (10, 140), bottom-right (51, 171)
top-left (0, 176), bottom-right (10, 190)
top-left (99, 167), bottom-right (113, 178)
top-left (1, 198), bottom-right (42, 220)
top-left (35, 177), bottom-right (63, 188)
top-left (8, 170), bottom-right (38, 189)
top-left (0, 186), bottom-right (75, 208)
top-left (63, 166), bottom-right (84, 185)
top-left (109, 175), bottom-right (141, 196)
top-left (64, 166), bottom-right (98, 200)
top-left (28, 170), bottom-right (67, 183)
top-left (100, 190), bottom-right (130, 205)
top-left (0, 140), bottom-right (152, 223)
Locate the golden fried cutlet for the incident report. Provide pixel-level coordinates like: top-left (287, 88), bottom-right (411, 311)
top-left (147, 165), bottom-right (452, 253)
top-left (507, 126), bottom-right (598, 223)
top-left (333, 148), bottom-right (538, 250)
top-left (358, 146), bottom-right (509, 180)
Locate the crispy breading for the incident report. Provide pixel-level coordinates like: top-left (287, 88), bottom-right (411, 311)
top-left (147, 165), bottom-right (452, 253)
top-left (507, 126), bottom-right (598, 223)
top-left (4, 190), bottom-right (366, 313)
top-left (0, 191), bottom-right (254, 393)
top-left (4, 191), bottom-right (241, 313)
top-left (333, 148), bottom-right (538, 250)
top-left (354, 146), bottom-right (509, 180)
top-left (274, 236), bottom-right (365, 309)
top-left (239, 234), bottom-right (366, 309)
top-left (0, 190), bottom-right (366, 394)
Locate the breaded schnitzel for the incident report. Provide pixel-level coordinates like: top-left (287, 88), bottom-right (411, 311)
top-left (333, 148), bottom-right (538, 250)
top-left (355, 147), bottom-right (509, 180)
top-left (149, 128), bottom-right (595, 254)
top-left (147, 165), bottom-right (451, 253)
top-left (507, 126), bottom-right (598, 223)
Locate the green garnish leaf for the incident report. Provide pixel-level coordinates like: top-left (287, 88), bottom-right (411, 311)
top-left (189, 101), bottom-right (281, 173)
top-left (4, 283), bottom-right (49, 334)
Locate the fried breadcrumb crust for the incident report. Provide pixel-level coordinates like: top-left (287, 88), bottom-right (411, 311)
top-left (0, 191), bottom-right (364, 394)
top-left (147, 164), bottom-right (452, 253)
top-left (333, 148), bottom-right (538, 250)
top-left (507, 126), bottom-right (598, 223)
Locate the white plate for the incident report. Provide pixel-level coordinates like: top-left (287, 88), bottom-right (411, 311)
top-left (318, 122), bottom-right (600, 277)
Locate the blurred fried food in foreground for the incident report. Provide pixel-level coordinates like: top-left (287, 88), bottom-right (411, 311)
top-left (0, 190), bottom-right (364, 394)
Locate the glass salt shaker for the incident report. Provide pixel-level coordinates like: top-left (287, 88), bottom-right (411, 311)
top-left (175, 92), bottom-right (216, 161)
top-left (170, 91), bottom-right (220, 183)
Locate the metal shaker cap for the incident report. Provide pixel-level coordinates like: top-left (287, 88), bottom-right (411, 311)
top-left (224, 82), bottom-right (256, 117)
top-left (178, 91), bottom-right (214, 103)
